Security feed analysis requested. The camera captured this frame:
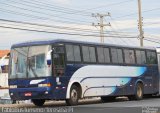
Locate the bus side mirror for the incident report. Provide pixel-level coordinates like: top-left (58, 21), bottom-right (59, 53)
top-left (46, 50), bottom-right (52, 66)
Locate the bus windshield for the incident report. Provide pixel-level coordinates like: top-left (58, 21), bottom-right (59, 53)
top-left (10, 45), bottom-right (51, 79)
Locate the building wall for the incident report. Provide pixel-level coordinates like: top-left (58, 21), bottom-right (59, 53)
top-left (0, 73), bottom-right (9, 98)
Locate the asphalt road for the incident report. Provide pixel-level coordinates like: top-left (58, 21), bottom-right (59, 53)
top-left (1, 97), bottom-right (160, 113)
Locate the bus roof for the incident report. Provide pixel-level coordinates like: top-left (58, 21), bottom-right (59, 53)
top-left (11, 39), bottom-right (156, 50)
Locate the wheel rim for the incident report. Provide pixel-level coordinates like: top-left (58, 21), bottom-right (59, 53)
top-left (71, 89), bottom-right (78, 102)
top-left (137, 85), bottom-right (142, 98)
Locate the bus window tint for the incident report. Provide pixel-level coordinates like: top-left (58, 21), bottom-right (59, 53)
top-left (53, 54), bottom-right (65, 67)
top-left (141, 51), bottom-right (146, 64)
top-left (82, 46), bottom-right (90, 62)
top-left (66, 45), bottom-right (74, 61)
top-left (117, 49), bottom-right (123, 63)
top-left (136, 50), bottom-right (146, 64)
top-left (97, 47), bottom-right (105, 63)
top-left (74, 45), bottom-right (81, 62)
top-left (53, 46), bottom-right (65, 76)
top-left (53, 47), bottom-right (65, 68)
top-left (111, 48), bottom-right (118, 63)
top-left (146, 51), bottom-right (157, 64)
top-left (66, 45), bottom-right (81, 62)
top-left (54, 46), bottom-right (64, 53)
top-left (97, 47), bottom-right (110, 63)
top-left (124, 49), bottom-right (135, 64)
top-left (104, 48), bottom-right (110, 63)
top-left (82, 46), bottom-right (96, 63)
top-left (111, 48), bottom-right (123, 63)
top-left (89, 47), bottom-right (96, 63)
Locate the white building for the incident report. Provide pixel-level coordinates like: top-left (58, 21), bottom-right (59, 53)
top-left (0, 50), bottom-right (10, 99)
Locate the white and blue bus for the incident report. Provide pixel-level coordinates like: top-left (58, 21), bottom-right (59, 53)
top-left (8, 39), bottom-right (160, 106)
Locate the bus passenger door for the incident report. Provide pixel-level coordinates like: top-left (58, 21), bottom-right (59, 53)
top-left (52, 45), bottom-right (65, 85)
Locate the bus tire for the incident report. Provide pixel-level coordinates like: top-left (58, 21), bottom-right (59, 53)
top-left (101, 96), bottom-right (115, 103)
top-left (32, 99), bottom-right (45, 106)
top-left (66, 85), bottom-right (79, 106)
top-left (129, 83), bottom-right (143, 100)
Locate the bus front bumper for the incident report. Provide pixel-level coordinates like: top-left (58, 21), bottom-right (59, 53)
top-left (9, 87), bottom-right (53, 100)
top-left (9, 87), bottom-right (67, 100)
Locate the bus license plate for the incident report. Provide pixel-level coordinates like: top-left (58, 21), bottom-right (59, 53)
top-left (24, 93), bottom-right (32, 96)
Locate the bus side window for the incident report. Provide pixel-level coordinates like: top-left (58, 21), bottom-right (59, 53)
top-left (111, 48), bottom-right (123, 64)
top-left (104, 48), bottom-right (110, 63)
top-left (82, 46), bottom-right (96, 63)
top-left (66, 45), bottom-right (81, 62)
top-left (97, 47), bottom-right (110, 63)
top-left (124, 49), bottom-right (135, 64)
top-left (52, 46), bottom-right (65, 77)
top-left (136, 50), bottom-right (146, 64)
top-left (146, 51), bottom-right (157, 64)
top-left (89, 47), bottom-right (96, 63)
top-left (82, 46), bottom-right (90, 62)
top-left (97, 47), bottom-right (105, 63)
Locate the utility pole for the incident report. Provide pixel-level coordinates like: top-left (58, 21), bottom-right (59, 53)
top-left (92, 13), bottom-right (111, 43)
top-left (138, 0), bottom-right (144, 47)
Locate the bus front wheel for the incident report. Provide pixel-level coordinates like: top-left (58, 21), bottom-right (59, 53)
top-left (32, 99), bottom-right (45, 106)
top-left (66, 85), bottom-right (79, 106)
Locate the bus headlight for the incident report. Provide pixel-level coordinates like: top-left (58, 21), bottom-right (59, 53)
top-left (9, 85), bottom-right (17, 89)
top-left (38, 83), bottom-right (51, 87)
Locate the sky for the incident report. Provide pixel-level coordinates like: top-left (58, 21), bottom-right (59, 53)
top-left (0, 0), bottom-right (160, 49)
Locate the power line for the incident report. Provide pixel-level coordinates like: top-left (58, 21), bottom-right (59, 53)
top-left (0, 8), bottom-right (90, 26)
top-left (109, 26), bottom-right (129, 45)
top-left (114, 7), bottom-right (160, 19)
top-left (0, 25), bottom-right (138, 39)
top-left (24, 0), bottom-right (92, 15)
top-left (0, 18), bottom-right (106, 34)
top-left (145, 34), bottom-right (160, 38)
top-left (145, 37), bottom-right (160, 42)
top-left (80, 0), bottom-right (135, 11)
top-left (109, 16), bottom-right (137, 33)
top-left (144, 38), bottom-right (160, 44)
top-left (0, 18), bottom-right (137, 36)
top-left (108, 17), bottom-right (134, 45)
top-left (144, 22), bottom-right (160, 26)
top-left (0, 22), bottom-right (99, 34)
top-left (7, 0), bottom-right (91, 17)
top-left (9, 0), bottom-right (135, 17)
top-left (0, 19), bottom-right (92, 31)
top-left (0, 1), bottom-right (91, 24)
top-left (143, 34), bottom-right (160, 44)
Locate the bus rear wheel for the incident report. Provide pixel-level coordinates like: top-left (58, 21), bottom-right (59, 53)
top-left (66, 85), bottom-right (79, 106)
top-left (129, 83), bottom-right (143, 100)
top-left (32, 99), bottom-right (45, 106)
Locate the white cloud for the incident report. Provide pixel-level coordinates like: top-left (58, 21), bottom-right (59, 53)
top-left (111, 19), bottom-right (138, 30)
top-left (111, 18), bottom-right (160, 30)
top-left (52, 0), bottom-right (71, 5)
